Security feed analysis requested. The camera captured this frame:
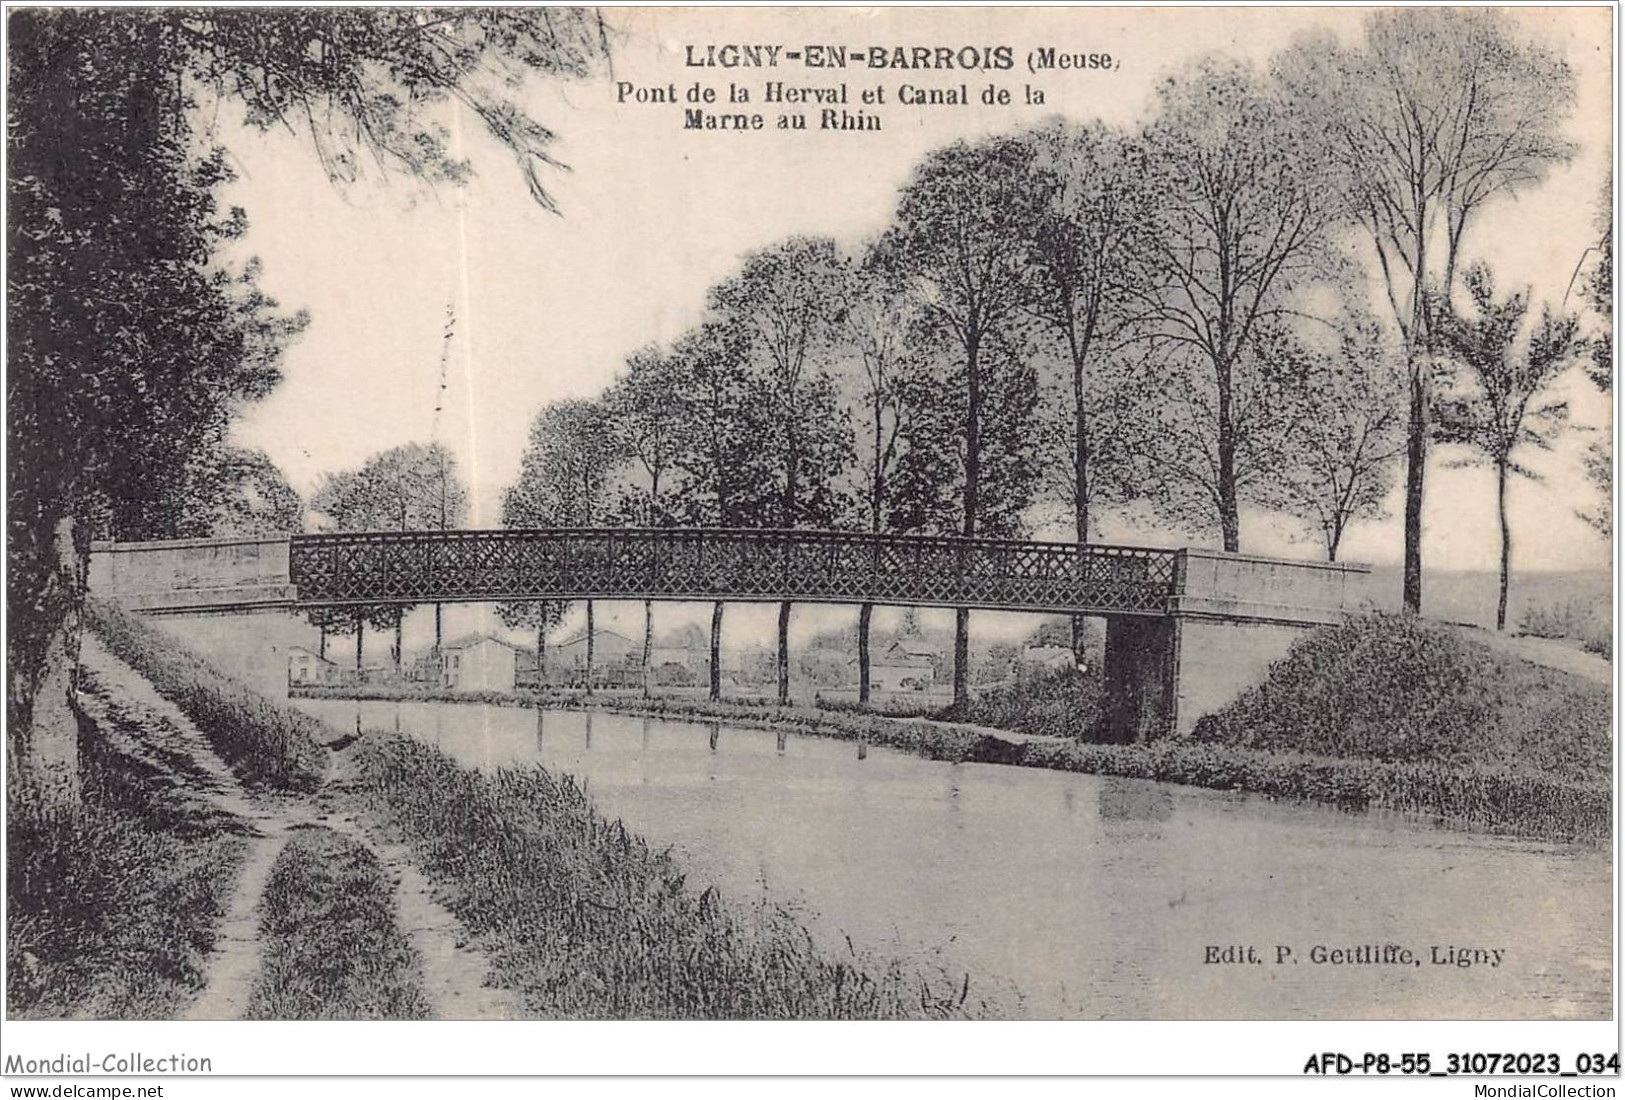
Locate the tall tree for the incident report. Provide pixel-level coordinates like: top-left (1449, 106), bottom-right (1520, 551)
top-left (887, 137), bottom-right (1039, 705)
top-left (708, 236), bottom-right (853, 704)
top-left (503, 400), bottom-right (621, 693)
top-left (836, 251), bottom-right (918, 703)
top-left (309, 470), bottom-right (401, 672)
top-left (8, 13), bottom-right (306, 804)
top-left (1276, 9), bottom-right (1576, 611)
top-left (1576, 177), bottom-right (1612, 536)
top-left (311, 447), bottom-right (468, 670)
top-left (1266, 318), bottom-right (1407, 561)
top-left (1020, 119), bottom-right (1153, 657)
top-left (668, 323), bottom-right (776, 700)
top-left (7, 7), bottom-right (607, 806)
top-left (604, 345), bottom-right (685, 694)
top-left (193, 447), bottom-right (306, 538)
top-left (1135, 57), bottom-right (1342, 552)
top-left (1434, 265), bottom-right (1581, 630)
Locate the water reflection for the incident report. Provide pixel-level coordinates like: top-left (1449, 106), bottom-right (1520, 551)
top-left (298, 697), bottom-right (1612, 1021)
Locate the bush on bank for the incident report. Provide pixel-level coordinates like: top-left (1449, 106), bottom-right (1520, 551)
top-left (350, 731), bottom-right (988, 1019)
top-left (86, 597), bottom-right (328, 792)
top-left (934, 667), bottom-right (1106, 740)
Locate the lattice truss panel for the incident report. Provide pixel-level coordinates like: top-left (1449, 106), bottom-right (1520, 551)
top-left (289, 529), bottom-right (1178, 615)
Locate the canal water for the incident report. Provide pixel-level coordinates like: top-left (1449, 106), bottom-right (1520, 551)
top-left (296, 698), bottom-right (1611, 1020)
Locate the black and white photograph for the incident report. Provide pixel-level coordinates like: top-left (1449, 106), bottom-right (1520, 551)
top-left (2, 1), bottom-right (1617, 1083)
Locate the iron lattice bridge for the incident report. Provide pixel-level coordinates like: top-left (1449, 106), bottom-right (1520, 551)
top-left (288, 528), bottom-right (1180, 617)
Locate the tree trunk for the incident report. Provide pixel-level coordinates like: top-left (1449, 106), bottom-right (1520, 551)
top-left (709, 601), bottom-right (724, 702)
top-left (392, 610), bottom-right (404, 676)
top-left (776, 600), bottom-right (791, 705)
top-left (1073, 329), bottom-right (1092, 663)
top-left (434, 603), bottom-right (443, 654)
top-left (354, 611), bottom-right (364, 672)
top-left (956, 332), bottom-right (982, 708)
top-left (953, 607), bottom-right (971, 708)
top-left (641, 599), bottom-right (654, 697)
top-left (536, 624), bottom-right (547, 689)
top-left (1496, 460), bottom-right (1512, 632)
top-left (1402, 226), bottom-right (1430, 616)
top-left (318, 623), bottom-right (328, 662)
top-left (1216, 354), bottom-right (1241, 553)
top-left (8, 515), bottom-right (85, 812)
top-left (1402, 362), bottom-right (1427, 615)
top-left (585, 599), bottom-right (596, 696)
top-left (857, 602), bottom-right (873, 705)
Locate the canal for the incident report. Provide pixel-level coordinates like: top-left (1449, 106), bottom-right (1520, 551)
top-left (296, 698), bottom-right (1611, 1020)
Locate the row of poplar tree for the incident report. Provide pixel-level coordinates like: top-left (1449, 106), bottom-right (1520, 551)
top-left (306, 9), bottom-right (1609, 704)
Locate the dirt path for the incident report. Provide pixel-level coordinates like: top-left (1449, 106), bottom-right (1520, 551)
top-left (1451, 624), bottom-right (1612, 687)
top-left (78, 635), bottom-right (515, 1020)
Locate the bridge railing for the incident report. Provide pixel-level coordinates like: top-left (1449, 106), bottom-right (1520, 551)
top-left (288, 528), bottom-right (1180, 616)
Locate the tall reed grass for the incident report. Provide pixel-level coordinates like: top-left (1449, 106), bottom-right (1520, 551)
top-left (350, 732), bottom-right (988, 1019)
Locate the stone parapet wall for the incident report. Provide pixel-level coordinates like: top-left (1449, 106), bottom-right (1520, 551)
top-left (1171, 549), bottom-right (1370, 626)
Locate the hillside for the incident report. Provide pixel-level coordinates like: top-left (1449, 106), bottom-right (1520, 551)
top-left (1191, 612), bottom-right (1611, 783)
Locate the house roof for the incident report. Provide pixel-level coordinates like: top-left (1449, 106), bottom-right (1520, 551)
top-left (557, 627), bottom-right (638, 648)
top-left (286, 646), bottom-right (335, 664)
top-left (441, 633), bottom-right (525, 653)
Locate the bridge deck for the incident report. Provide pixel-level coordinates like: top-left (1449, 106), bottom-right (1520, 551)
top-left (90, 528), bottom-right (1369, 625)
top-left (288, 528), bottom-right (1180, 616)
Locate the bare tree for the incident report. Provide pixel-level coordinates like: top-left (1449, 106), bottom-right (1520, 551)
top-left (1268, 318), bottom-right (1407, 561)
top-left (1134, 56), bottom-right (1343, 552)
top-left (1020, 119), bottom-right (1152, 657)
top-left (1434, 265), bottom-right (1582, 630)
top-left (1276, 9), bottom-right (1577, 611)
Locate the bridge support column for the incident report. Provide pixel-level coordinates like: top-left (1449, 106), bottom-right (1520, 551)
top-left (1100, 616), bottom-right (1178, 742)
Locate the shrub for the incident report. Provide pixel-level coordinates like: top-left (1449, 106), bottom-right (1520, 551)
top-left (85, 598), bottom-right (327, 792)
top-left (936, 667), bottom-right (1106, 740)
top-left (1519, 597), bottom-right (1610, 643)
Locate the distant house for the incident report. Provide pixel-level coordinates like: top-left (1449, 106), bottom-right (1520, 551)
top-left (441, 634), bottom-right (524, 692)
top-left (554, 628), bottom-right (640, 669)
top-left (871, 641), bottom-right (936, 692)
top-left (287, 646), bottom-right (338, 686)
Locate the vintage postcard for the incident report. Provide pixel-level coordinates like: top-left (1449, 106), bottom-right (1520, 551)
top-left (3, 1), bottom-right (1616, 1081)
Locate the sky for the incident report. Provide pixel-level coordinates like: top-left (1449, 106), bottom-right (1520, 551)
top-left (210, 7), bottom-right (1614, 649)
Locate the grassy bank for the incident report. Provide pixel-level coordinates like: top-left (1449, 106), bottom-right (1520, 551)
top-left (351, 732), bottom-right (987, 1018)
top-left (297, 655), bottom-right (1610, 842)
top-left (87, 597), bottom-right (327, 791)
top-left (7, 676), bottom-right (247, 1018)
top-left (246, 826), bottom-right (429, 1020)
